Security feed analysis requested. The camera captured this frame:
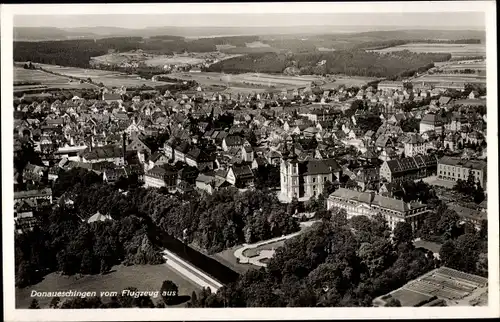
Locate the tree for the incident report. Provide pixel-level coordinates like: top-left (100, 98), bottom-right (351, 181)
top-left (160, 280), bottom-right (179, 306)
top-left (50, 297), bottom-right (61, 308)
top-left (385, 298), bottom-right (402, 307)
top-left (393, 222), bottom-right (414, 245)
top-left (29, 299), bottom-right (40, 309)
top-left (473, 184), bottom-right (485, 204)
top-left (439, 240), bottom-right (458, 268)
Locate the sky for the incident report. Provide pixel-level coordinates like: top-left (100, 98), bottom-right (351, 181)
top-left (14, 12), bottom-right (486, 30)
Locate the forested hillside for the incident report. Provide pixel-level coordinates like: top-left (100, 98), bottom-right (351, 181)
top-left (206, 50), bottom-right (451, 77)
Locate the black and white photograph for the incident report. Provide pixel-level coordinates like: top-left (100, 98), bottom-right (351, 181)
top-left (1, 2), bottom-right (498, 321)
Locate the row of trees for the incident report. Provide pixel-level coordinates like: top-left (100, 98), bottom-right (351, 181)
top-left (58, 168), bottom-right (299, 253)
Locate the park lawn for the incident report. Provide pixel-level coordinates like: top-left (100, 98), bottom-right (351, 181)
top-left (16, 264), bottom-right (200, 308)
top-left (212, 246), bottom-right (253, 274)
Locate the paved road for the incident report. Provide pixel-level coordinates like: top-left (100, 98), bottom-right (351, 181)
top-left (161, 249), bottom-right (222, 292)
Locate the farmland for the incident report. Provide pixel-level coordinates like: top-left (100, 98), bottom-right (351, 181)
top-left (14, 67), bottom-right (96, 92)
top-left (324, 75), bottom-right (380, 89)
top-left (35, 64), bottom-right (175, 88)
top-left (413, 74), bottom-right (486, 85)
top-left (167, 71), bottom-right (377, 93)
top-left (372, 43), bottom-right (486, 58)
top-left (170, 71), bottom-right (331, 90)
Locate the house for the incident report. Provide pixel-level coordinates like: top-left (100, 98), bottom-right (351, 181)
top-left (195, 173), bottom-right (216, 194)
top-left (359, 147), bottom-right (380, 164)
top-left (266, 150), bottom-right (282, 166)
top-left (87, 211), bottom-right (113, 224)
top-left (437, 156), bottom-right (487, 188)
top-left (354, 167), bottom-right (380, 192)
top-left (241, 145), bottom-right (254, 163)
top-left (14, 200), bottom-right (39, 234)
top-left (378, 81), bottom-right (404, 92)
top-left (102, 92), bottom-right (123, 105)
top-left (379, 147), bottom-right (398, 162)
top-left (468, 91), bottom-right (480, 99)
top-left (79, 145), bottom-right (125, 166)
top-left (226, 164), bottom-right (255, 188)
top-left (448, 203), bottom-right (487, 229)
top-left (124, 118), bottom-right (145, 136)
top-left (102, 167), bottom-right (128, 183)
top-left (443, 132), bottom-right (462, 152)
top-left (185, 147), bottom-right (215, 170)
top-left (380, 155), bottom-right (438, 183)
top-left (403, 133), bottom-right (429, 157)
top-left (23, 163), bottom-right (46, 183)
top-left (375, 135), bottom-right (394, 150)
top-left (144, 165), bottom-right (177, 189)
top-left (419, 114), bottom-right (443, 135)
top-left (14, 188), bottom-right (53, 209)
top-left (222, 135), bottom-right (246, 152)
top-left (437, 94), bottom-right (450, 104)
top-left (146, 151), bottom-right (170, 171)
top-left (127, 134), bottom-right (154, 162)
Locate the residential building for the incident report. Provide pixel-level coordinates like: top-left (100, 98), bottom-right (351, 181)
top-left (327, 187), bottom-right (429, 230)
top-left (378, 81), bottom-right (404, 92)
top-left (222, 135), bottom-right (246, 151)
top-left (14, 188), bottom-right (53, 208)
top-left (226, 164), bottom-right (255, 188)
top-left (403, 133), bottom-right (429, 157)
top-left (144, 165), bottom-right (177, 189)
top-left (420, 114), bottom-right (444, 135)
top-left (79, 145), bottom-right (125, 166)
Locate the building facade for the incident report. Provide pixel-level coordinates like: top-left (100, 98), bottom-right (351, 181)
top-left (403, 133), bottom-right (429, 157)
top-left (327, 187), bottom-right (429, 231)
top-left (380, 155), bottom-right (438, 183)
top-left (438, 156), bottom-right (487, 188)
top-left (280, 144), bottom-right (341, 200)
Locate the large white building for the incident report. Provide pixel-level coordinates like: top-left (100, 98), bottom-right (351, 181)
top-left (438, 156), bottom-right (487, 189)
top-left (280, 144), bottom-right (341, 200)
top-left (327, 188), bottom-right (429, 231)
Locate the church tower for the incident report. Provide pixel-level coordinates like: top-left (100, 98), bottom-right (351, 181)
top-left (280, 137), bottom-right (300, 200)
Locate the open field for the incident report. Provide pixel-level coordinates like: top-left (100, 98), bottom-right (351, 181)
top-left (170, 71), bottom-right (337, 91)
top-left (14, 67), bottom-right (97, 91)
top-left (145, 56), bottom-right (205, 66)
top-left (92, 51), bottom-right (242, 68)
top-left (413, 74), bottom-right (486, 85)
top-left (16, 264), bottom-right (200, 308)
top-left (440, 63), bottom-right (486, 71)
top-left (372, 43), bottom-right (486, 58)
top-left (324, 75), bottom-right (380, 88)
top-left (35, 64), bottom-right (175, 88)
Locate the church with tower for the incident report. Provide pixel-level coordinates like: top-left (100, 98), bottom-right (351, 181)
top-left (280, 140), bottom-right (342, 201)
